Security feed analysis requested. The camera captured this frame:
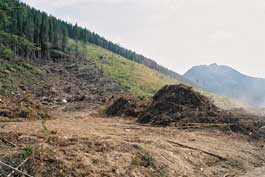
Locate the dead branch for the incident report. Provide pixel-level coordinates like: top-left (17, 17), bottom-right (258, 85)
top-left (166, 140), bottom-right (227, 161)
top-left (0, 138), bottom-right (16, 147)
top-left (123, 127), bottom-right (142, 130)
top-left (180, 123), bottom-right (233, 126)
top-left (7, 158), bottom-right (29, 177)
top-left (0, 160), bottom-right (33, 177)
top-left (175, 123), bottom-right (233, 129)
top-left (193, 92), bottom-right (207, 105)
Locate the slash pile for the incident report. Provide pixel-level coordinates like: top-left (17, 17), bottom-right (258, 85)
top-left (105, 96), bottom-right (146, 117)
top-left (107, 84), bottom-right (265, 138)
top-left (0, 94), bottom-right (49, 120)
top-left (138, 84), bottom-right (220, 125)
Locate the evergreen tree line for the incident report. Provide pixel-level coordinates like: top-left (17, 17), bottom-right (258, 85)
top-left (0, 0), bottom-right (142, 61)
top-left (0, 0), bottom-right (180, 79)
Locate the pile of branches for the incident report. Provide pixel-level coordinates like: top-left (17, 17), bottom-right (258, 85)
top-left (105, 96), bottom-right (146, 117)
top-left (106, 84), bottom-right (265, 138)
top-left (138, 84), bottom-right (219, 125)
top-left (0, 93), bottom-right (49, 120)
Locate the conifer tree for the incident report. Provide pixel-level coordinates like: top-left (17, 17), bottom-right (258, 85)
top-left (40, 13), bottom-right (49, 58)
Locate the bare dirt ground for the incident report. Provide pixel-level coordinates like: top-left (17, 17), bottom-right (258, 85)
top-left (239, 166), bottom-right (265, 177)
top-left (0, 112), bottom-right (265, 177)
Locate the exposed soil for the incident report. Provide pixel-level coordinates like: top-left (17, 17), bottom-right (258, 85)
top-left (239, 166), bottom-right (265, 177)
top-left (0, 112), bottom-right (264, 177)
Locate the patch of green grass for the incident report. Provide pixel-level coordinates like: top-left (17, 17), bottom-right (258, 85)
top-left (0, 59), bottom-right (44, 95)
top-left (82, 42), bottom-right (178, 97)
top-left (0, 46), bottom-right (14, 60)
top-left (21, 146), bottom-right (33, 159)
top-left (41, 119), bottom-right (50, 136)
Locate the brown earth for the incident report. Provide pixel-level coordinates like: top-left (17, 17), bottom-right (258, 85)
top-left (0, 112), bottom-right (265, 177)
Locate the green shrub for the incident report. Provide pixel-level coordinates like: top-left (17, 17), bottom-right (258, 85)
top-left (21, 146), bottom-right (33, 158)
top-left (0, 46), bottom-right (14, 60)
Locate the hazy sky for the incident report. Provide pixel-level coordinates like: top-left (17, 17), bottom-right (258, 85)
top-left (22, 0), bottom-right (265, 78)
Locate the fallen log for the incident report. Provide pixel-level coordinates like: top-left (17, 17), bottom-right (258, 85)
top-left (7, 158), bottom-right (29, 177)
top-left (0, 138), bottom-right (16, 147)
top-left (166, 140), bottom-right (227, 161)
top-left (175, 123), bottom-right (234, 129)
top-left (0, 160), bottom-right (33, 177)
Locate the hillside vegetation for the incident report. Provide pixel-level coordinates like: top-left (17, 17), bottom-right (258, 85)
top-left (0, 59), bottom-right (43, 95)
top-left (85, 43), bottom-right (178, 97)
top-left (0, 0), bottom-right (180, 79)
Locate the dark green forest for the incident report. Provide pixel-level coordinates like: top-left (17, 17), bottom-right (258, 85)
top-left (0, 0), bottom-right (180, 79)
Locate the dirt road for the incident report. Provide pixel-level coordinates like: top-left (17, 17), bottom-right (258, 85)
top-left (0, 112), bottom-right (265, 177)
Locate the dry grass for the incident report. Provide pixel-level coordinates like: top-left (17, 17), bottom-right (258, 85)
top-left (0, 112), bottom-right (265, 177)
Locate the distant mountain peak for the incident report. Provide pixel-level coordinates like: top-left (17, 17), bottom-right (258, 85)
top-left (183, 64), bottom-right (265, 107)
top-left (209, 63), bottom-right (218, 67)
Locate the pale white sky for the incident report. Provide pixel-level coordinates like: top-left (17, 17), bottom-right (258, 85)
top-left (22, 0), bottom-right (265, 78)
